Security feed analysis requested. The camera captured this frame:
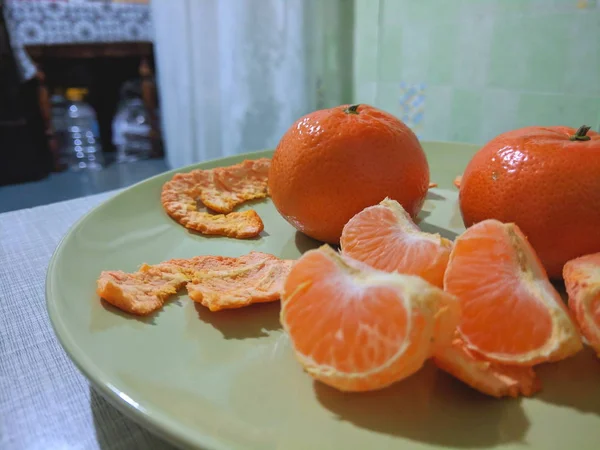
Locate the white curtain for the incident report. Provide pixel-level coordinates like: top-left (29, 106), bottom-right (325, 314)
top-left (151, 0), bottom-right (353, 169)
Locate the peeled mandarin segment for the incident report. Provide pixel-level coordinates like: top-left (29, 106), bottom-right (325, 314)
top-left (563, 253), bottom-right (600, 356)
top-left (433, 336), bottom-right (541, 398)
top-left (281, 245), bottom-right (460, 392)
top-left (443, 219), bottom-right (582, 366)
top-left (340, 198), bottom-right (453, 288)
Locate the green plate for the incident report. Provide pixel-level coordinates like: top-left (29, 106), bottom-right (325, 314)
top-left (46, 143), bottom-right (600, 450)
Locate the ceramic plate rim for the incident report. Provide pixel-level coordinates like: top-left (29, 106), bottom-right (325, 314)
top-left (45, 149), bottom-right (277, 450)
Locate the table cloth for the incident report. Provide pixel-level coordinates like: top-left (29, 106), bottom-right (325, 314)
top-left (0, 191), bottom-right (177, 450)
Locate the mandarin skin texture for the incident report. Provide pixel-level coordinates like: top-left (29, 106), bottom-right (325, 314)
top-left (269, 104), bottom-right (430, 244)
top-left (459, 125), bottom-right (600, 279)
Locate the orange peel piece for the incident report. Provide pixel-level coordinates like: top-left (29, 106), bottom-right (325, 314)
top-left (198, 158), bottom-right (270, 214)
top-left (186, 252), bottom-right (294, 311)
top-left (97, 252), bottom-right (292, 315)
top-left (434, 336), bottom-right (541, 398)
top-left (453, 175), bottom-right (462, 189)
top-left (428, 182), bottom-right (438, 188)
top-left (160, 159), bottom-right (269, 239)
top-left (96, 263), bottom-right (190, 315)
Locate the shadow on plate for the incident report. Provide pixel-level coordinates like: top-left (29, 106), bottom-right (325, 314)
top-left (426, 190), bottom-right (446, 201)
top-left (89, 298), bottom-right (164, 333)
top-left (536, 346), bottom-right (600, 416)
top-left (90, 386), bottom-right (178, 450)
top-left (314, 362), bottom-right (530, 448)
top-left (295, 231), bottom-right (322, 254)
top-left (419, 221), bottom-right (459, 241)
top-left (195, 301), bottom-right (282, 340)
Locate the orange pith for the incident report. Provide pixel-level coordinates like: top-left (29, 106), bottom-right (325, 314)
top-left (433, 336), bottom-right (541, 398)
top-left (444, 219), bottom-right (582, 366)
top-left (340, 198), bottom-right (452, 288)
top-left (280, 245), bottom-right (459, 392)
top-left (564, 252), bottom-right (600, 357)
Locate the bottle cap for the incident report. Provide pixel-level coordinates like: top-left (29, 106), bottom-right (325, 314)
top-left (65, 88), bottom-right (89, 102)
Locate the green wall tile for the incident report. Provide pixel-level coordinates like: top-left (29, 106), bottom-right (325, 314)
top-left (564, 12), bottom-right (600, 96)
top-left (400, 21), bottom-right (430, 83)
top-left (487, 15), bottom-right (530, 90)
top-left (521, 13), bottom-right (571, 92)
top-left (495, 0), bottom-right (533, 13)
top-left (374, 82), bottom-right (403, 117)
top-left (517, 93), bottom-right (600, 127)
top-left (353, 0), bottom-right (380, 83)
top-left (453, 16), bottom-right (493, 88)
top-left (422, 85), bottom-right (453, 141)
top-left (394, 0), bottom-right (460, 24)
top-left (379, 2), bottom-right (404, 82)
top-left (480, 88), bottom-right (520, 142)
top-left (427, 20), bottom-right (459, 85)
top-left (352, 0), bottom-right (600, 143)
top-left (354, 82), bottom-right (377, 105)
top-left (449, 89), bottom-right (483, 143)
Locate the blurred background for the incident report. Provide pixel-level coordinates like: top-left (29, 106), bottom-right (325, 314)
top-left (0, 0), bottom-right (599, 212)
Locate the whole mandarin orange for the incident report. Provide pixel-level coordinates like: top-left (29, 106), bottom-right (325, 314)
top-left (269, 104), bottom-right (430, 243)
top-left (459, 125), bottom-right (600, 279)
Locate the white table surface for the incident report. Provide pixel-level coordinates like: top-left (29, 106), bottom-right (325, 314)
top-left (0, 192), bottom-right (177, 450)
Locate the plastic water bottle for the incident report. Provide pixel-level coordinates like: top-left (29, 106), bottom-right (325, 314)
top-left (112, 79), bottom-right (153, 163)
top-left (64, 88), bottom-right (104, 171)
top-left (50, 93), bottom-right (68, 166)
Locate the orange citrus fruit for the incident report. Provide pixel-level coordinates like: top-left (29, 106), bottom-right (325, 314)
top-left (444, 219), bottom-right (582, 366)
top-left (459, 125), bottom-right (600, 278)
top-left (280, 245), bottom-right (460, 392)
top-left (340, 198), bottom-right (452, 288)
top-left (433, 335), bottom-right (541, 398)
top-left (269, 104), bottom-right (430, 244)
top-left (563, 252), bottom-right (600, 357)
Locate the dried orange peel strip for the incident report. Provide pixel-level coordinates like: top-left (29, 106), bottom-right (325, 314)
top-left (186, 252), bottom-right (294, 312)
top-left (434, 336), bottom-right (541, 398)
top-left (97, 252), bottom-right (291, 315)
top-left (564, 252), bottom-right (600, 357)
top-left (453, 175), bottom-right (462, 189)
top-left (160, 161), bottom-right (267, 239)
top-left (97, 263), bottom-right (191, 315)
top-left (198, 158), bottom-right (270, 214)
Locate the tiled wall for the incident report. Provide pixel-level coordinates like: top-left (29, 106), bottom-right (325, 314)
top-left (353, 0), bottom-right (600, 144)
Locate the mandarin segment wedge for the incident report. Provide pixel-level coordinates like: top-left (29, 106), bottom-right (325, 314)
top-left (340, 198), bottom-right (452, 288)
top-left (433, 336), bottom-right (541, 398)
top-left (280, 245), bottom-right (460, 392)
top-left (444, 219), bottom-right (582, 366)
top-left (563, 252), bottom-right (600, 357)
